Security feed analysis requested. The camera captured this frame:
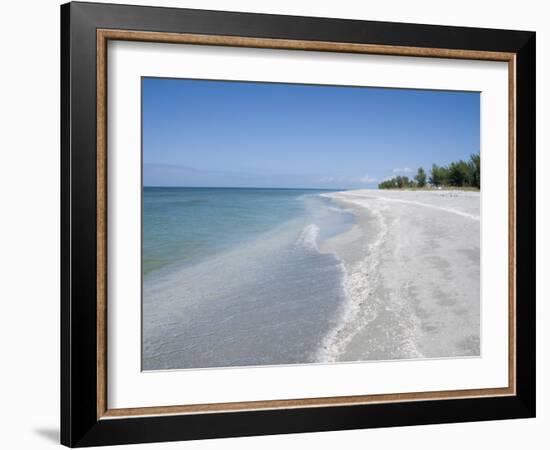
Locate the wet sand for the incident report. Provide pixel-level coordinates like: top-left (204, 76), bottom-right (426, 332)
top-left (317, 189), bottom-right (480, 362)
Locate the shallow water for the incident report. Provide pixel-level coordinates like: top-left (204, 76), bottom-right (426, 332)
top-left (142, 187), bottom-right (355, 370)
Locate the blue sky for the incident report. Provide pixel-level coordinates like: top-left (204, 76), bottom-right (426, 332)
top-left (143, 77), bottom-right (479, 189)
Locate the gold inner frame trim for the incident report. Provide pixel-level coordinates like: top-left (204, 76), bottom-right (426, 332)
top-left (96, 28), bottom-right (517, 420)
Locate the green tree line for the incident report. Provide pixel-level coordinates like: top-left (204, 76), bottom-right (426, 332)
top-left (378, 153), bottom-right (480, 190)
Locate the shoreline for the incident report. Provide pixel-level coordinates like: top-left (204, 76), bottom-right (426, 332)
top-left (142, 187), bottom-right (480, 370)
top-left (317, 188), bottom-right (481, 362)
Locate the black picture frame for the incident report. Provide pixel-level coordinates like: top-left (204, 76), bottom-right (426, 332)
top-left (61, 1), bottom-right (535, 447)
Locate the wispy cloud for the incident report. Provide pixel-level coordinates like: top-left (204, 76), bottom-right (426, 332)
top-left (317, 174), bottom-right (378, 184)
top-left (357, 174), bottom-right (377, 183)
top-left (317, 176), bottom-right (337, 183)
top-left (393, 167), bottom-right (413, 174)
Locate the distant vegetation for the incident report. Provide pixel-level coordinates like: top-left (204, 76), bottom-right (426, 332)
top-left (378, 153), bottom-right (480, 190)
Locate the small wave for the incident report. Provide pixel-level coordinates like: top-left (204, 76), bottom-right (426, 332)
top-left (296, 224), bottom-right (320, 251)
top-left (315, 200), bottom-right (424, 363)
top-left (315, 207), bottom-right (386, 362)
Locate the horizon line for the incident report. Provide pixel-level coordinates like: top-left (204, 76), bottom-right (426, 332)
top-left (142, 185), bottom-right (354, 191)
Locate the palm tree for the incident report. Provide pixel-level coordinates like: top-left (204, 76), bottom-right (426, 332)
top-left (468, 153), bottom-right (480, 188)
top-left (415, 167), bottom-right (427, 187)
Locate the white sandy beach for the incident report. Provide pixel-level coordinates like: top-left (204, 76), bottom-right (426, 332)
top-left (318, 189), bottom-right (480, 363)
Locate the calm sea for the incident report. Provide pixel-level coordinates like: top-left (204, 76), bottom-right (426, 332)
top-left (142, 187), bottom-right (354, 370)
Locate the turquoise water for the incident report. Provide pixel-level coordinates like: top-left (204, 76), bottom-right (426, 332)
top-left (144, 187), bottom-right (318, 276)
top-left (142, 187), bottom-right (355, 370)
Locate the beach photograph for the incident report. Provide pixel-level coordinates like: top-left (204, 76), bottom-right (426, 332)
top-left (141, 78), bottom-right (481, 371)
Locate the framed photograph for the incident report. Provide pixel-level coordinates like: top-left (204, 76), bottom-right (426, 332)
top-left (61, 2), bottom-right (536, 447)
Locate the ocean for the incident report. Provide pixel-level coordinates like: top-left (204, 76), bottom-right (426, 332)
top-left (142, 187), bottom-right (355, 370)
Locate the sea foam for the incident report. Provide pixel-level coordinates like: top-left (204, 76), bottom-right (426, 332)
top-left (296, 224), bottom-right (320, 251)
